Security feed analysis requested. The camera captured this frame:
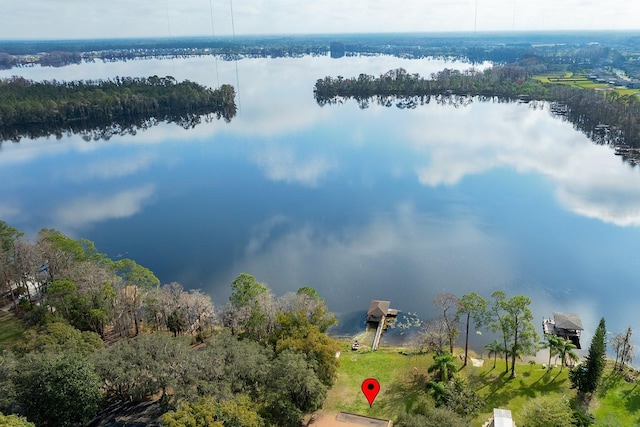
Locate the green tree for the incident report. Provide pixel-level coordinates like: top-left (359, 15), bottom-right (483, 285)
top-left (229, 273), bottom-right (268, 307)
top-left (428, 352), bottom-right (457, 383)
top-left (0, 413), bottom-right (35, 427)
top-left (489, 291), bottom-right (511, 373)
top-left (541, 334), bottom-right (563, 368)
top-left (92, 333), bottom-right (196, 404)
top-left (226, 273), bottom-right (273, 341)
top-left (442, 376), bottom-right (484, 417)
top-left (14, 352), bottom-right (102, 427)
top-left (395, 396), bottom-right (468, 427)
top-left (456, 292), bottom-right (488, 367)
top-left (557, 338), bottom-right (579, 372)
top-left (490, 291), bottom-right (539, 378)
top-left (197, 331), bottom-right (272, 400)
top-left (0, 221), bottom-right (23, 309)
top-left (262, 350), bottom-right (327, 427)
top-left (272, 310), bottom-right (340, 387)
top-left (17, 321), bottom-right (103, 356)
top-left (484, 339), bottom-right (503, 369)
top-left (0, 352), bottom-right (17, 414)
top-left (570, 317), bottom-right (607, 399)
top-left (277, 287), bottom-right (337, 333)
top-left (518, 394), bottom-right (574, 427)
top-left (162, 395), bottom-right (264, 427)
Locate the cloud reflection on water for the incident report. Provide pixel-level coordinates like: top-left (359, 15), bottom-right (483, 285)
top-left (216, 203), bottom-right (515, 317)
top-left (54, 184), bottom-right (156, 232)
top-left (404, 100), bottom-right (640, 226)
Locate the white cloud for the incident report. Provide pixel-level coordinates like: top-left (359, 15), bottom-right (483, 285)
top-left (1, 0), bottom-right (638, 39)
top-left (252, 146), bottom-right (336, 187)
top-left (54, 184), bottom-right (156, 231)
top-left (63, 153), bottom-right (157, 182)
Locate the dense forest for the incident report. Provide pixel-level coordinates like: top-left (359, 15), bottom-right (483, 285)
top-left (0, 76), bottom-right (236, 141)
top-left (313, 65), bottom-right (640, 149)
top-left (0, 221), bottom-right (339, 426)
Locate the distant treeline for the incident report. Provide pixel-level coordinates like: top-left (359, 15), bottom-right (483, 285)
top-left (0, 76), bottom-right (236, 141)
top-left (314, 66), bottom-right (640, 148)
top-left (3, 32), bottom-right (640, 78)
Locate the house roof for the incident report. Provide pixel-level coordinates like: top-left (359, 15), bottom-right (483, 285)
top-left (553, 312), bottom-right (584, 331)
top-left (493, 408), bottom-right (514, 427)
top-left (367, 300), bottom-right (390, 317)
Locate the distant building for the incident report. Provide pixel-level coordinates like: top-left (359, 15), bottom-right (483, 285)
top-left (482, 408), bottom-right (516, 427)
top-left (366, 300), bottom-right (391, 323)
top-left (366, 300), bottom-right (398, 351)
top-left (543, 312), bottom-right (584, 349)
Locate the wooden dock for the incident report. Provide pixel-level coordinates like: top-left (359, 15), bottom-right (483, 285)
top-left (371, 315), bottom-right (385, 351)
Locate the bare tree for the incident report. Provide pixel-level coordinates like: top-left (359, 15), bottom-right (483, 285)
top-left (433, 293), bottom-right (460, 354)
top-left (610, 332), bottom-right (626, 371)
top-left (620, 326), bottom-right (634, 372)
top-left (416, 317), bottom-right (450, 354)
top-left (184, 289), bottom-right (215, 339)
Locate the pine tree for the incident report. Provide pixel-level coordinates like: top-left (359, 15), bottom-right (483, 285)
top-left (570, 317), bottom-right (606, 398)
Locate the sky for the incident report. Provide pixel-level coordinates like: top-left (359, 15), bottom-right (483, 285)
top-left (1, 0), bottom-right (639, 40)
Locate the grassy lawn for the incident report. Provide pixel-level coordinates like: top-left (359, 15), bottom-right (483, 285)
top-left (324, 344), bottom-right (640, 426)
top-left (324, 343), bottom-right (575, 423)
top-left (467, 360), bottom-right (573, 425)
top-left (533, 73), bottom-right (640, 96)
top-left (323, 342), bottom-right (435, 420)
top-left (592, 369), bottom-right (640, 426)
top-left (0, 310), bottom-right (24, 350)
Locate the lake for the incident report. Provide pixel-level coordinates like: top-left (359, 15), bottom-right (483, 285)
top-left (2, 54), bottom-right (640, 347)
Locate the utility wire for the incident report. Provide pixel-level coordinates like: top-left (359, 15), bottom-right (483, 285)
top-left (209, 0), bottom-right (220, 86)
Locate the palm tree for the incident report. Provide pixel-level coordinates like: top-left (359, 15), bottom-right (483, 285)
top-left (557, 338), bottom-right (579, 371)
top-left (541, 334), bottom-right (563, 368)
top-left (484, 339), bottom-right (503, 369)
top-left (428, 352), bottom-right (457, 383)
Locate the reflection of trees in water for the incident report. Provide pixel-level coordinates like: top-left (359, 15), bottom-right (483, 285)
top-left (322, 92), bottom-right (634, 164)
top-left (0, 111), bottom-right (233, 143)
top-left (315, 68), bottom-right (640, 166)
top-left (0, 77), bottom-right (237, 142)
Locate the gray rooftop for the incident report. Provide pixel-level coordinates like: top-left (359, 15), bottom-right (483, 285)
top-left (553, 312), bottom-right (584, 331)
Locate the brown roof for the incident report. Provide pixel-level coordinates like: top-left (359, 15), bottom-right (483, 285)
top-left (367, 300), bottom-right (390, 317)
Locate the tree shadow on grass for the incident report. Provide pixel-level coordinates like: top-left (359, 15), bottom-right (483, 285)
top-left (598, 371), bottom-right (624, 398)
top-left (623, 389), bottom-right (640, 416)
top-left (471, 369), bottom-right (568, 411)
top-left (379, 369), bottom-right (431, 414)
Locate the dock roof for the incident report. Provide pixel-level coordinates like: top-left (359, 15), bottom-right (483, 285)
top-left (553, 312), bottom-right (584, 331)
top-left (367, 300), bottom-right (390, 317)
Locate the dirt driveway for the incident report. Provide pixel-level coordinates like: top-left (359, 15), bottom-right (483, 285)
top-left (306, 412), bottom-right (391, 427)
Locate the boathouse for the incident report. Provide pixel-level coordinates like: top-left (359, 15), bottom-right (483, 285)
top-left (366, 300), bottom-right (398, 350)
top-left (543, 312), bottom-right (584, 349)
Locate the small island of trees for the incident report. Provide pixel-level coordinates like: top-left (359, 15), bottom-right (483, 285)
top-left (0, 76), bottom-right (237, 142)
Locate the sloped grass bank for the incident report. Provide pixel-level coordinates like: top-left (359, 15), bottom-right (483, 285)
top-left (324, 344), bottom-right (637, 426)
top-left (0, 310), bottom-right (24, 350)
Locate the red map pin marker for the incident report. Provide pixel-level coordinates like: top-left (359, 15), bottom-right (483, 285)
top-left (361, 378), bottom-right (380, 407)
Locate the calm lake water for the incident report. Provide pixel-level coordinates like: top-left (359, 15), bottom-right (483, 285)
top-left (2, 55), bottom-right (640, 347)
